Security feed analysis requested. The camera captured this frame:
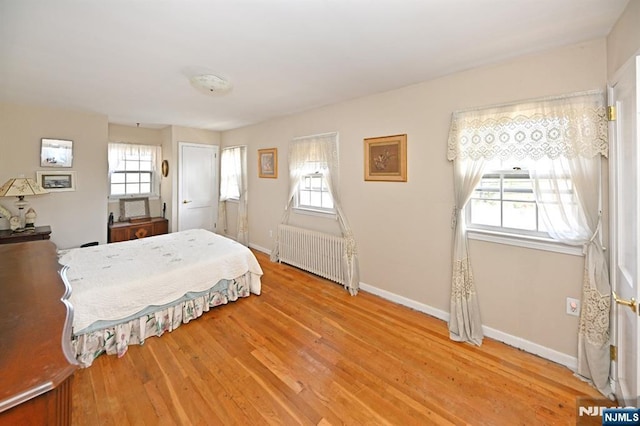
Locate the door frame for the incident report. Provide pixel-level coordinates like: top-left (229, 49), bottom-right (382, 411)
top-left (608, 52), bottom-right (640, 406)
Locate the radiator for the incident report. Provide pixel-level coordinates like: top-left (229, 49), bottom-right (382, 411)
top-left (277, 224), bottom-right (345, 284)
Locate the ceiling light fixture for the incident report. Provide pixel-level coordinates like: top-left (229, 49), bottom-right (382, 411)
top-left (189, 74), bottom-right (232, 95)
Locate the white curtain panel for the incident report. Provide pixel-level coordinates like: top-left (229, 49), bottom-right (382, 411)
top-left (448, 91), bottom-right (611, 396)
top-left (449, 156), bottom-right (486, 346)
top-left (218, 146), bottom-right (249, 246)
top-left (270, 132), bottom-right (360, 295)
top-left (236, 146), bottom-right (249, 246)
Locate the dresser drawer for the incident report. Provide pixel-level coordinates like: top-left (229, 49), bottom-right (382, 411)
top-left (108, 218), bottom-right (168, 243)
top-left (128, 224), bottom-right (153, 240)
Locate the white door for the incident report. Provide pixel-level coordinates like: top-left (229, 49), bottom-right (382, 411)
top-left (178, 142), bottom-right (218, 232)
top-left (610, 55), bottom-right (639, 407)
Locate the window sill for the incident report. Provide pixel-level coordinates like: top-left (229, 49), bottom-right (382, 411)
top-left (292, 207), bottom-right (337, 220)
top-left (467, 229), bottom-right (583, 256)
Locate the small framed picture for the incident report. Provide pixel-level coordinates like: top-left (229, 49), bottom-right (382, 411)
top-left (36, 171), bottom-right (77, 192)
top-left (364, 134), bottom-right (407, 182)
top-left (119, 197), bottom-right (150, 221)
top-left (258, 148), bottom-right (278, 178)
top-left (40, 138), bottom-right (73, 168)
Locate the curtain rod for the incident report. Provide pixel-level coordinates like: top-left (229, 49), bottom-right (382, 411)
top-left (453, 88), bottom-right (605, 114)
top-left (292, 131), bottom-right (338, 141)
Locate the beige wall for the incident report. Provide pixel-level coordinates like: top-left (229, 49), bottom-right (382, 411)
top-left (0, 103), bottom-right (108, 249)
top-left (221, 39), bottom-right (608, 358)
top-left (607, 0), bottom-right (640, 76)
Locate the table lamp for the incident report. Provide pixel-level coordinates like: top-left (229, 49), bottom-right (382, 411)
top-left (0, 177), bottom-right (48, 232)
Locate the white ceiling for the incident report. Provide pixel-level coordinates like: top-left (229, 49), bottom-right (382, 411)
top-left (0, 0), bottom-right (629, 131)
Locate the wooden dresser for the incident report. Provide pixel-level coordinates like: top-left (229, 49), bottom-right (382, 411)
top-left (0, 225), bottom-right (52, 244)
top-left (108, 217), bottom-right (168, 243)
top-left (0, 241), bottom-right (77, 425)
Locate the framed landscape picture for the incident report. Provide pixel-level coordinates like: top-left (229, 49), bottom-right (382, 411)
top-left (364, 134), bottom-right (407, 182)
top-left (36, 170), bottom-right (76, 192)
top-left (258, 148), bottom-right (277, 178)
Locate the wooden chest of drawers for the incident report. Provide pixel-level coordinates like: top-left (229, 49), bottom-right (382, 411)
top-left (108, 217), bottom-right (168, 243)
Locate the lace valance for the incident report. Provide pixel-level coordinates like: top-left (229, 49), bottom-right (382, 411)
top-left (447, 91), bottom-right (608, 161)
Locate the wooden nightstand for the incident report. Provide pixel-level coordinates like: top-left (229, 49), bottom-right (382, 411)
top-left (0, 226), bottom-right (52, 245)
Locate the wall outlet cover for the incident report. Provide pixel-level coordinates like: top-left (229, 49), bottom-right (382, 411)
top-left (566, 297), bottom-right (580, 316)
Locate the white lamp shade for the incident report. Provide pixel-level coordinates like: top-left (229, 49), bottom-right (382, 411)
top-left (0, 178), bottom-right (49, 197)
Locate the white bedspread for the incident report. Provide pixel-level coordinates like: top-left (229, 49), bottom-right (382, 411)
top-left (59, 229), bottom-right (263, 334)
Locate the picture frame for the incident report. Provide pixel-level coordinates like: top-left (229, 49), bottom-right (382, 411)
top-left (40, 138), bottom-right (73, 168)
top-left (36, 170), bottom-right (77, 192)
top-left (364, 134), bottom-right (407, 182)
top-left (119, 197), bottom-right (150, 221)
top-left (258, 148), bottom-right (278, 178)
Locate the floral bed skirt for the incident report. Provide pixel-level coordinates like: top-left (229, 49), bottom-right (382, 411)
top-left (72, 273), bottom-right (252, 367)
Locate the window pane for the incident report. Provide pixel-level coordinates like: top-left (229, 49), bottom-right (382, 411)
top-left (503, 201), bottom-right (537, 230)
top-left (126, 183), bottom-right (139, 194)
top-left (111, 173), bottom-right (125, 184)
top-left (111, 184), bottom-right (125, 195)
top-left (311, 176), bottom-right (322, 189)
top-left (503, 177), bottom-right (535, 201)
top-left (126, 172), bottom-right (140, 183)
top-left (125, 160), bottom-right (139, 171)
top-left (140, 172), bottom-right (151, 183)
top-left (139, 161), bottom-right (152, 171)
top-left (140, 183), bottom-right (151, 194)
top-left (475, 177), bottom-right (500, 200)
top-left (301, 176), bottom-right (311, 189)
top-left (300, 190), bottom-right (311, 206)
top-left (470, 199), bottom-right (501, 226)
top-left (322, 195), bottom-right (334, 209)
top-left (310, 191), bottom-right (321, 207)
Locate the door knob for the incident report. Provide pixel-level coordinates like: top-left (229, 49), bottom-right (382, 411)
top-left (183, 200), bottom-right (192, 204)
top-left (613, 291), bottom-right (637, 313)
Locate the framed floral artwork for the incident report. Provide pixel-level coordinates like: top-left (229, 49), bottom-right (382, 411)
top-left (364, 134), bottom-right (407, 182)
top-left (258, 148), bottom-right (277, 178)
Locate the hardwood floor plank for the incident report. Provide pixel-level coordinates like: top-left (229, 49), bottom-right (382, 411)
top-left (72, 250), bottom-right (603, 425)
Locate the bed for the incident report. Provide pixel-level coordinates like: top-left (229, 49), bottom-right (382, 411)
top-left (58, 228), bottom-right (263, 367)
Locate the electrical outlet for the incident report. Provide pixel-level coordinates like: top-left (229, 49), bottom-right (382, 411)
top-left (566, 297), bottom-right (580, 316)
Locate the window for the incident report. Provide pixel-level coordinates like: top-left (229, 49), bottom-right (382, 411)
top-left (220, 147), bottom-right (242, 200)
top-left (297, 172), bottom-right (334, 212)
top-left (294, 164), bottom-right (335, 215)
top-left (108, 143), bottom-right (161, 198)
top-left (467, 158), bottom-right (576, 243)
top-left (468, 169), bottom-right (546, 237)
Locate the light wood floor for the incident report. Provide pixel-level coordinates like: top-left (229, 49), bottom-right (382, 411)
top-left (72, 250), bottom-right (602, 425)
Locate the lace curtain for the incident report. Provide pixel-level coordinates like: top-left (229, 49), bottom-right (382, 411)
top-left (218, 146), bottom-right (249, 246)
top-left (107, 142), bottom-right (161, 197)
top-left (270, 133), bottom-right (360, 295)
top-left (447, 90), bottom-right (611, 396)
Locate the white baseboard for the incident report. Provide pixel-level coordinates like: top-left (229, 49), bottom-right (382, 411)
top-left (358, 281), bottom-right (578, 371)
top-left (249, 243), bottom-right (272, 255)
